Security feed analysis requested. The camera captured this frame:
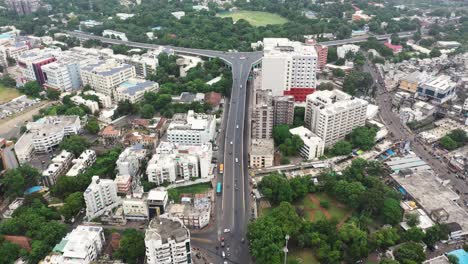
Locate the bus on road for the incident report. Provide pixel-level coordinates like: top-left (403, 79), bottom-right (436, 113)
top-left (216, 182), bottom-right (222, 195)
top-left (219, 163), bottom-right (224, 174)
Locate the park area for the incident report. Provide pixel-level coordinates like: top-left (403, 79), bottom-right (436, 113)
top-left (0, 85), bottom-right (21, 104)
top-left (167, 182), bottom-right (212, 202)
top-left (217, 10), bottom-right (289, 27)
top-left (297, 193), bottom-right (352, 224)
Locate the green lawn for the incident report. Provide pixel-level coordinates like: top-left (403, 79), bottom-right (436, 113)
top-left (0, 84), bottom-right (21, 104)
top-left (217, 10), bottom-right (289, 27)
top-left (289, 248), bottom-right (319, 264)
top-left (168, 183), bottom-right (212, 202)
top-left (314, 193), bottom-right (349, 221)
top-left (296, 193), bottom-right (351, 223)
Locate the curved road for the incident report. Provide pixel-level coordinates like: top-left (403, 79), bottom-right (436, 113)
top-left (68, 31), bottom-right (262, 263)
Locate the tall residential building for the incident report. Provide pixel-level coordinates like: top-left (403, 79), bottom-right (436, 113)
top-left (261, 38), bottom-right (318, 101)
top-left (16, 48), bottom-right (60, 85)
top-left (145, 216), bottom-right (192, 264)
top-left (80, 59), bottom-right (136, 96)
top-left (273, 95), bottom-right (295, 126)
top-left (66, 149), bottom-right (96, 177)
top-left (84, 176), bottom-right (120, 220)
top-left (315, 44), bottom-right (328, 69)
top-left (42, 150), bottom-right (74, 187)
top-left (49, 225), bottom-right (105, 264)
top-left (305, 89), bottom-right (368, 146)
top-left (417, 75), bottom-right (457, 104)
top-left (167, 110), bottom-right (216, 145)
top-left (147, 187), bottom-right (168, 217)
top-left (83, 90), bottom-right (112, 108)
top-left (251, 89), bottom-right (274, 140)
top-left (114, 78), bottom-right (159, 103)
top-left (116, 144), bottom-right (147, 177)
top-left (6, 0), bottom-right (40, 15)
top-left (42, 56), bottom-right (82, 91)
top-left (15, 116), bottom-right (81, 163)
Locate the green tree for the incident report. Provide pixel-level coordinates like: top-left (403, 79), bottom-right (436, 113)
top-left (113, 229), bottom-right (146, 264)
top-left (369, 227), bottom-right (399, 250)
top-left (379, 259), bottom-right (399, 264)
top-left (59, 135), bottom-right (90, 156)
top-left (85, 117), bottom-right (100, 134)
top-left (258, 173), bottom-right (292, 204)
top-left (339, 223), bottom-right (369, 261)
top-left (21, 81), bottom-right (42, 97)
top-left (140, 104), bottom-right (155, 118)
top-left (381, 198), bottom-right (403, 225)
top-left (440, 135), bottom-right (458, 150)
top-left (333, 180), bottom-right (365, 208)
top-left (332, 68), bottom-right (345, 77)
top-left (394, 242), bottom-right (426, 264)
top-left (0, 165), bottom-right (41, 198)
top-left (273, 125), bottom-right (292, 145)
top-left (331, 140), bottom-right (352, 156)
top-left (0, 76), bottom-right (17, 87)
top-left (317, 82), bottom-right (335, 91)
top-left (403, 227), bottom-right (425, 242)
top-left (448, 254), bottom-right (460, 264)
top-left (292, 107), bottom-right (305, 127)
top-left (289, 176), bottom-right (310, 201)
top-left (46, 89), bottom-right (61, 100)
top-left (343, 71), bottom-right (373, 95)
top-left (430, 48), bottom-right (442, 58)
top-left (59, 192), bottom-right (84, 221)
top-left (423, 225), bottom-right (449, 247)
top-left (349, 126), bottom-right (377, 150)
top-left (406, 213), bottom-right (420, 227)
top-left (0, 238), bottom-right (21, 264)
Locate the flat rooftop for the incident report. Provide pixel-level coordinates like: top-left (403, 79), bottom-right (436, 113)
top-left (146, 217), bottom-right (188, 244)
top-left (250, 139), bottom-right (274, 155)
top-left (116, 78), bottom-right (158, 96)
top-left (391, 169), bottom-right (468, 232)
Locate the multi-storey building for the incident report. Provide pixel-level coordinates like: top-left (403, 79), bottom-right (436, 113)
top-left (42, 56), bottom-right (82, 91)
top-left (289, 126), bottom-right (325, 160)
top-left (42, 150), bottom-right (73, 187)
top-left (114, 78), bottom-right (159, 103)
top-left (84, 176), bottom-right (120, 220)
top-left (145, 216), bottom-right (192, 264)
top-left (102, 30), bottom-right (128, 41)
top-left (80, 59), bottom-right (136, 96)
top-left (15, 116), bottom-right (81, 163)
top-left (83, 90), bottom-right (112, 108)
top-left (50, 225), bottom-right (105, 264)
top-left (251, 89), bottom-right (274, 140)
top-left (249, 139), bottom-right (274, 168)
top-left (337, 44), bottom-right (360, 59)
top-left (114, 175), bottom-right (132, 194)
top-left (147, 152), bottom-right (199, 185)
top-left (6, 0), bottom-right (40, 15)
top-left (305, 89), bottom-right (368, 146)
top-left (399, 71), bottom-right (430, 94)
top-left (261, 38), bottom-right (318, 101)
top-left (0, 138), bottom-right (19, 172)
top-left (147, 187), bottom-right (168, 218)
top-left (123, 198), bottom-right (149, 221)
top-left (167, 110), bottom-right (216, 145)
top-left (273, 95), bottom-right (295, 126)
top-left (315, 44), bottom-right (328, 69)
top-left (0, 34), bottom-right (30, 66)
top-left (166, 200), bottom-right (211, 229)
top-left (70, 95), bottom-right (99, 113)
top-left (116, 144), bottom-right (147, 177)
top-left (66, 149), bottom-right (96, 177)
top-left (16, 48), bottom-right (60, 85)
top-left (417, 75), bottom-right (457, 104)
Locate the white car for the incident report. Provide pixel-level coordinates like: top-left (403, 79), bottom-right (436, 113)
top-left (230, 141), bottom-right (233, 145)
top-left (224, 228), bottom-right (231, 233)
top-left (236, 125), bottom-right (239, 129)
top-left (235, 158), bottom-right (238, 163)
top-left (222, 251), bottom-right (226, 259)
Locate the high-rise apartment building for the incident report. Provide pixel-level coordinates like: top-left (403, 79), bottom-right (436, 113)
top-left (84, 176), bottom-right (120, 220)
top-left (166, 110), bottom-right (216, 145)
top-left (16, 48), bottom-right (60, 85)
top-left (80, 59), bottom-right (136, 96)
top-left (305, 89), bottom-right (368, 146)
top-left (261, 38), bottom-right (318, 101)
top-left (6, 0), bottom-right (40, 15)
top-left (145, 216), bottom-right (192, 264)
top-left (315, 44), bottom-right (328, 69)
top-left (273, 95), bottom-right (295, 126)
top-left (42, 56), bottom-right (82, 91)
top-left (251, 89), bottom-right (274, 140)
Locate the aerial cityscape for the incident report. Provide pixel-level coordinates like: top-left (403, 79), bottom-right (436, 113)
top-left (0, 0), bottom-right (467, 263)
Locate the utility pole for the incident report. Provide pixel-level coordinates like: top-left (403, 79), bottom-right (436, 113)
top-left (283, 234), bottom-right (290, 264)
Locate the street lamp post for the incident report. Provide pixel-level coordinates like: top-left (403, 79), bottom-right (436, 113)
top-left (283, 234), bottom-right (290, 264)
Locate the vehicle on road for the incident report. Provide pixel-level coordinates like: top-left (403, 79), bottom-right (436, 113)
top-left (240, 85), bottom-right (242, 88)
top-left (230, 141), bottom-right (233, 145)
top-left (221, 241), bottom-right (225, 247)
top-left (236, 125), bottom-right (239, 129)
top-left (224, 228), bottom-right (231, 233)
top-left (222, 251), bottom-right (226, 259)
top-left (235, 158), bottom-right (238, 163)
top-left (216, 183), bottom-right (222, 195)
top-left (241, 237), bottom-right (245, 243)
top-left (219, 163), bottom-right (224, 174)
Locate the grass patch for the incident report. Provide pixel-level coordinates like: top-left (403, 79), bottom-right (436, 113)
top-left (168, 183), bottom-right (212, 202)
top-left (0, 84), bottom-right (21, 104)
top-left (217, 10), bottom-right (289, 27)
top-left (289, 248), bottom-right (319, 264)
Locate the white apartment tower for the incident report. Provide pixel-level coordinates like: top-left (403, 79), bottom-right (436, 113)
top-left (305, 89), bottom-right (368, 146)
top-left (42, 56), bottom-right (82, 91)
top-left (58, 225), bottom-right (105, 264)
top-left (84, 176), bottom-right (120, 220)
top-left (167, 110), bottom-right (216, 145)
top-left (80, 59), bottom-right (136, 96)
top-left (145, 216), bottom-right (192, 264)
top-left (261, 38), bottom-right (318, 100)
top-left (251, 89), bottom-right (274, 140)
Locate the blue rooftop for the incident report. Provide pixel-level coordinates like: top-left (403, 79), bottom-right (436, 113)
top-left (448, 249), bottom-right (468, 264)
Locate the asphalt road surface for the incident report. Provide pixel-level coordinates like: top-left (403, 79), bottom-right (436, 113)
top-left (365, 59), bottom-right (468, 203)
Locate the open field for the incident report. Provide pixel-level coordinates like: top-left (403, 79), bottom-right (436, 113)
top-left (289, 248), bottom-right (319, 264)
top-left (217, 11), bottom-right (289, 27)
top-left (0, 85), bottom-right (21, 104)
top-left (296, 193), bottom-right (351, 223)
top-left (168, 183), bottom-right (212, 202)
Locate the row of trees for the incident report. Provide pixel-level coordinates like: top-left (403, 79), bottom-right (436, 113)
top-left (439, 129), bottom-right (468, 150)
top-left (329, 125), bottom-right (378, 156)
top-left (258, 173), bottom-right (314, 205)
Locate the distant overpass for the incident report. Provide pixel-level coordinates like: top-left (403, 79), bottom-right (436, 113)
top-left (318, 31), bottom-right (415, 46)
